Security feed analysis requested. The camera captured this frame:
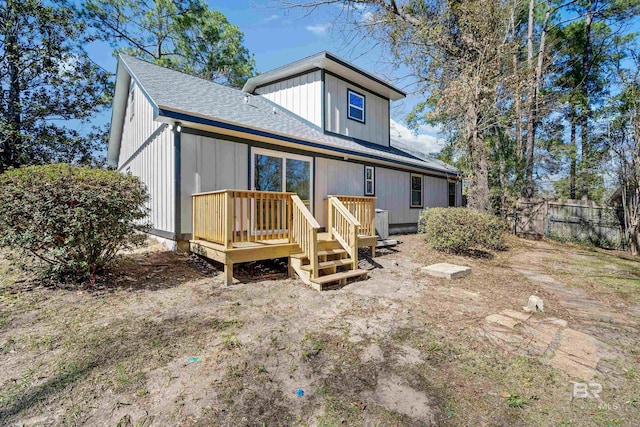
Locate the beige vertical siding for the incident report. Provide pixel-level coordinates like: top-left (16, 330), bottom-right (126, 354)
top-left (424, 175), bottom-right (449, 208)
top-left (375, 167), bottom-right (449, 225)
top-left (255, 70), bottom-right (322, 127)
top-left (314, 158), bottom-right (364, 227)
top-left (118, 83), bottom-right (175, 234)
top-left (180, 133), bottom-right (248, 234)
top-left (324, 73), bottom-right (390, 147)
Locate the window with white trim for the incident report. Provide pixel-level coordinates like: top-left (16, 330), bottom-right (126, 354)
top-left (347, 89), bottom-right (365, 123)
top-left (410, 174), bottom-right (423, 208)
top-left (364, 165), bottom-right (375, 196)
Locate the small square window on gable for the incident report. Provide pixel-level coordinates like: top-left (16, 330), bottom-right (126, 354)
top-left (347, 89), bottom-right (365, 123)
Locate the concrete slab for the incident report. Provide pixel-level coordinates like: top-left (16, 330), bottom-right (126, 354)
top-left (422, 263), bottom-right (471, 279)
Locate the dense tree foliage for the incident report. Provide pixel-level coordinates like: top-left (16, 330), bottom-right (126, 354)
top-left (288, 0), bottom-right (640, 215)
top-left (0, 0), bottom-right (111, 173)
top-left (80, 0), bottom-right (256, 87)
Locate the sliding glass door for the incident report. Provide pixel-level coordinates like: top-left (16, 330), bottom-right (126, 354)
top-left (252, 148), bottom-right (313, 208)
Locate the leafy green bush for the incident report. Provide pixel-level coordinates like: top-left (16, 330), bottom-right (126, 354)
top-left (418, 207), bottom-right (506, 253)
top-left (0, 164), bottom-right (150, 282)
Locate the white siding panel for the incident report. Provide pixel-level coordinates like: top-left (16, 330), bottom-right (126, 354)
top-left (118, 83), bottom-right (175, 234)
top-left (256, 70), bottom-right (322, 127)
top-left (324, 73), bottom-right (389, 146)
top-left (121, 126), bottom-right (175, 234)
top-left (375, 167), bottom-right (417, 225)
top-left (424, 175), bottom-right (448, 208)
top-left (315, 158), bottom-right (364, 227)
top-left (180, 134), bottom-right (248, 233)
top-left (118, 84), bottom-right (163, 164)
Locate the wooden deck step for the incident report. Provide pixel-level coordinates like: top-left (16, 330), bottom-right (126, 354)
top-left (310, 269), bottom-right (368, 285)
top-left (290, 248), bottom-right (346, 259)
top-left (300, 258), bottom-right (353, 271)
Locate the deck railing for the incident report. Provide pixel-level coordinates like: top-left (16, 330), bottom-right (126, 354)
top-left (192, 190), bottom-right (295, 248)
top-left (291, 194), bottom-right (320, 278)
top-left (327, 196), bottom-right (360, 269)
top-left (329, 195), bottom-right (377, 237)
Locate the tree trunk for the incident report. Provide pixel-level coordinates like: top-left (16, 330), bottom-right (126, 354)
top-left (580, 1), bottom-right (593, 201)
top-left (569, 105), bottom-right (577, 199)
top-left (511, 2), bottom-right (523, 161)
top-left (466, 101), bottom-right (490, 212)
top-left (522, 0), bottom-right (551, 198)
top-left (522, 0), bottom-right (536, 197)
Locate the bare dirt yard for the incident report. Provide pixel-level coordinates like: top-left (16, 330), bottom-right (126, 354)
top-left (1, 234), bottom-right (639, 426)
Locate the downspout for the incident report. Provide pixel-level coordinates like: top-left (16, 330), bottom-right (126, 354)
top-left (173, 122), bottom-right (182, 246)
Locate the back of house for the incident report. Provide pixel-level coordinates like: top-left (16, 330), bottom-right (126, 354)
top-left (107, 51), bottom-right (461, 251)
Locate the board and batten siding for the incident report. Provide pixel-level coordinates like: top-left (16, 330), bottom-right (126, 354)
top-left (375, 167), bottom-right (450, 226)
top-left (423, 175), bottom-right (449, 208)
top-left (315, 158), bottom-right (364, 227)
top-left (255, 70), bottom-right (322, 128)
top-left (118, 83), bottom-right (175, 234)
top-left (180, 133), bottom-right (249, 234)
top-left (324, 73), bottom-right (390, 147)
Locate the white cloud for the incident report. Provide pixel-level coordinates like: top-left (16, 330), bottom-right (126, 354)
top-left (305, 23), bottom-right (329, 36)
top-left (264, 14), bottom-right (280, 22)
top-left (389, 119), bottom-right (445, 155)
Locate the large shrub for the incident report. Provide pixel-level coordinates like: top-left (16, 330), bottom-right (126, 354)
top-left (418, 207), bottom-right (506, 253)
top-left (0, 164), bottom-right (150, 282)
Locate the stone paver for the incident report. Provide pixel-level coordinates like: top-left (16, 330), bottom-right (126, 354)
top-left (422, 263), bottom-right (471, 279)
top-left (486, 314), bottom-right (521, 329)
top-left (501, 309), bottom-right (532, 322)
top-left (549, 353), bottom-right (597, 380)
top-left (479, 244), bottom-right (636, 381)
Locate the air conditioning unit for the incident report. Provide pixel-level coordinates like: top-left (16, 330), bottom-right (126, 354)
top-left (375, 209), bottom-right (389, 239)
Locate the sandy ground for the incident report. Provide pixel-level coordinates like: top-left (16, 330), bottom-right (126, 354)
top-left (0, 234), bottom-right (638, 426)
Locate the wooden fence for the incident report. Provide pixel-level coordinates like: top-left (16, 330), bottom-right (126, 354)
top-left (512, 198), bottom-right (624, 249)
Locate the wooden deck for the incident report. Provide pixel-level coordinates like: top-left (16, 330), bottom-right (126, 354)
top-left (190, 190), bottom-right (377, 289)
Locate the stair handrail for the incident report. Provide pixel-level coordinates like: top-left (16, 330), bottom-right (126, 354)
top-left (327, 196), bottom-right (360, 269)
top-left (290, 195), bottom-right (321, 279)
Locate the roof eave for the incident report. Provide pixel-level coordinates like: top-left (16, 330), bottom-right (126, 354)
top-left (107, 57), bottom-right (132, 167)
top-left (243, 51), bottom-right (406, 101)
top-left (156, 106), bottom-right (458, 177)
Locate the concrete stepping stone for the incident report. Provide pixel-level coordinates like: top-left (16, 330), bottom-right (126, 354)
top-left (422, 263), bottom-right (471, 279)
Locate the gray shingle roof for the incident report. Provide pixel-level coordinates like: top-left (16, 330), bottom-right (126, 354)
top-left (120, 55), bottom-right (459, 175)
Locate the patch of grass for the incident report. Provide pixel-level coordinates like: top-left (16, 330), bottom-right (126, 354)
top-left (211, 318), bottom-right (244, 331)
top-left (112, 364), bottom-right (146, 393)
top-left (0, 336), bottom-right (16, 354)
top-left (204, 361), bottom-right (294, 426)
top-left (0, 312), bottom-right (9, 328)
top-left (301, 333), bottom-right (328, 360)
top-left (507, 393), bottom-right (530, 408)
top-left (624, 367), bottom-right (636, 380)
top-left (551, 248), bottom-right (640, 302)
top-left (222, 332), bottom-right (242, 349)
